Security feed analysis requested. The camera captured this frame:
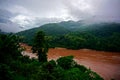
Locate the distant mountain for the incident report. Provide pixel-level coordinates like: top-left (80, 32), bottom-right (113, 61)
top-left (59, 20), bottom-right (84, 29)
top-left (17, 21), bottom-right (74, 37)
top-left (0, 9), bottom-right (64, 33)
top-left (17, 22), bottom-right (71, 44)
top-left (83, 23), bottom-right (120, 37)
top-left (17, 21), bottom-right (120, 46)
top-left (17, 21), bottom-right (120, 36)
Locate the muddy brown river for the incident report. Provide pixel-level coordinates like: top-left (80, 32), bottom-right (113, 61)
top-left (21, 44), bottom-right (120, 80)
top-left (48, 48), bottom-right (120, 80)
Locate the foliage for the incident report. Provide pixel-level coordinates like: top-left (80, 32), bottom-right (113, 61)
top-left (0, 33), bottom-right (104, 80)
top-left (57, 56), bottom-right (76, 69)
top-left (0, 33), bottom-right (22, 63)
top-left (0, 63), bottom-right (13, 80)
top-left (33, 56), bottom-right (104, 80)
top-left (17, 22), bottom-right (120, 52)
top-left (32, 31), bottom-right (48, 62)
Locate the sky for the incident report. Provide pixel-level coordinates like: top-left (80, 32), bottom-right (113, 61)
top-left (0, 0), bottom-right (120, 32)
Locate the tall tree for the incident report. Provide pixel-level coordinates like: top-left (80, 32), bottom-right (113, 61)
top-left (32, 31), bottom-right (48, 62)
top-left (0, 33), bottom-right (22, 63)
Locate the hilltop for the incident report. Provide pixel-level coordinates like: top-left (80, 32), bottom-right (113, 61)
top-left (17, 21), bottom-right (120, 52)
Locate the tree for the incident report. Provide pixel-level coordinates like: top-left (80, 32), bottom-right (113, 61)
top-left (32, 31), bottom-right (48, 62)
top-left (57, 56), bottom-right (76, 69)
top-left (0, 33), bottom-right (22, 63)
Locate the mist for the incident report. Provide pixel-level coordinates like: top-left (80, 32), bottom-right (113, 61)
top-left (0, 0), bottom-right (120, 32)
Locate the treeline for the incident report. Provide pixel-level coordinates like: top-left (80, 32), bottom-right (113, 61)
top-left (47, 32), bottom-right (120, 52)
top-left (0, 33), bottom-right (103, 80)
top-left (19, 31), bottom-right (120, 52)
top-left (17, 22), bottom-right (120, 52)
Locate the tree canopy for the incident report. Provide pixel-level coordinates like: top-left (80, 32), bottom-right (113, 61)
top-left (32, 31), bottom-right (48, 62)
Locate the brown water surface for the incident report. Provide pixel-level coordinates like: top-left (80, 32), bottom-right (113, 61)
top-left (21, 43), bottom-right (120, 80)
top-left (48, 48), bottom-right (120, 80)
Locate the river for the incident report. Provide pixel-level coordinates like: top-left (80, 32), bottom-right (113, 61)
top-left (21, 44), bottom-right (120, 80)
top-left (48, 48), bottom-right (120, 80)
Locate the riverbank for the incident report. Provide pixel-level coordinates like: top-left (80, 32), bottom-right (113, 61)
top-left (21, 43), bottom-right (120, 80)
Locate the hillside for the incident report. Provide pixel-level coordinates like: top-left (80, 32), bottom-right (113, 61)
top-left (17, 21), bottom-right (120, 36)
top-left (17, 21), bottom-right (120, 51)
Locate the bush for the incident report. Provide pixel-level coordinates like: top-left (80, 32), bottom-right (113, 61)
top-left (57, 56), bottom-right (76, 69)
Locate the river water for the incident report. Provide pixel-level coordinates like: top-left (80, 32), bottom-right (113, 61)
top-left (21, 44), bottom-right (120, 80)
top-left (48, 48), bottom-right (120, 80)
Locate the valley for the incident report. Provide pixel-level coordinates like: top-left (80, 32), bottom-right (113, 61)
top-left (1, 1), bottom-right (120, 80)
top-left (21, 43), bottom-right (120, 80)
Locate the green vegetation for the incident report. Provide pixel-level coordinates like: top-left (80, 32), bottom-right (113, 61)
top-left (32, 31), bottom-right (48, 62)
top-left (0, 33), bottom-right (22, 63)
top-left (0, 33), bottom-right (103, 80)
top-left (17, 22), bottom-right (120, 52)
top-left (47, 32), bottom-right (120, 51)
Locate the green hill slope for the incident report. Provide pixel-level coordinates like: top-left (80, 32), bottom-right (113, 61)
top-left (17, 21), bottom-right (120, 51)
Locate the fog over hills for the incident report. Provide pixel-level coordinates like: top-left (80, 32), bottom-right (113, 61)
top-left (0, 0), bottom-right (120, 32)
top-left (0, 1), bottom-right (120, 80)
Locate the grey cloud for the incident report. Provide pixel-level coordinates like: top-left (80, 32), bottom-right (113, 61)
top-left (0, 9), bottom-right (21, 32)
top-left (1, 0), bottom-right (120, 21)
top-left (63, 0), bottom-right (120, 22)
top-left (87, 0), bottom-right (120, 22)
top-left (0, 0), bottom-right (120, 32)
top-left (0, 9), bottom-right (14, 19)
top-left (0, 22), bottom-right (21, 33)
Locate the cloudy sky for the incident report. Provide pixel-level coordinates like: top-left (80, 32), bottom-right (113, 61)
top-left (0, 0), bottom-right (120, 32)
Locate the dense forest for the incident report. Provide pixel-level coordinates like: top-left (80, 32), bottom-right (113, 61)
top-left (0, 32), bottom-right (103, 80)
top-left (17, 21), bottom-right (120, 52)
top-left (1, 0), bottom-right (120, 80)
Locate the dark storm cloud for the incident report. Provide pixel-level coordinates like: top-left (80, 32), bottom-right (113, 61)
top-left (0, 0), bottom-right (120, 21)
top-left (0, 0), bottom-right (120, 32)
top-left (63, 0), bottom-right (120, 22)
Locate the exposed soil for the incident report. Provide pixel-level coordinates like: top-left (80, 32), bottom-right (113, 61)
top-left (20, 43), bottom-right (120, 80)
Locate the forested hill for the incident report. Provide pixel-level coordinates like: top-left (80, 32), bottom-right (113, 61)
top-left (17, 21), bottom-right (120, 52)
top-left (17, 21), bottom-right (120, 36)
